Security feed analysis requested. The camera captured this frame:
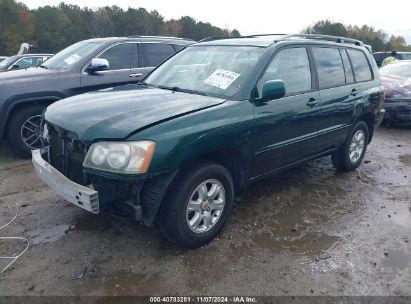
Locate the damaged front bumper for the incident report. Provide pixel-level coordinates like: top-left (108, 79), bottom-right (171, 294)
top-left (384, 100), bottom-right (411, 124)
top-left (32, 149), bottom-right (99, 214)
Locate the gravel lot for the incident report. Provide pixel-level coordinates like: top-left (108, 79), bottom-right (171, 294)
top-left (0, 127), bottom-right (410, 296)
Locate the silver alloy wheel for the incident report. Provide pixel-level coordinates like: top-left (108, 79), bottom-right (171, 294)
top-left (21, 115), bottom-right (46, 149)
top-left (186, 179), bottom-right (226, 234)
top-left (349, 130), bottom-right (365, 164)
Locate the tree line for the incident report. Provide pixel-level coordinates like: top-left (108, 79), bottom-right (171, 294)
top-left (303, 20), bottom-right (411, 52)
top-left (0, 0), bottom-right (241, 55)
top-left (1, 0), bottom-right (410, 56)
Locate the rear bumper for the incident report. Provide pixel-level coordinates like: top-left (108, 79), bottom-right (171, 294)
top-left (32, 149), bottom-right (99, 214)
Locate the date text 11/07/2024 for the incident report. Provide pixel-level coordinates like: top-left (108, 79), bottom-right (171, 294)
top-left (149, 296), bottom-right (257, 303)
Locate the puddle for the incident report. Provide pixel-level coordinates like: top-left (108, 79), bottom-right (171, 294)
top-left (253, 232), bottom-right (340, 256)
top-left (73, 214), bottom-right (113, 231)
top-left (381, 248), bottom-right (411, 281)
top-left (390, 204), bottom-right (411, 229)
top-left (28, 224), bottom-right (70, 245)
top-left (399, 154), bottom-right (411, 167)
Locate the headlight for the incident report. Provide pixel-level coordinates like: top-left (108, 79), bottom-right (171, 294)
top-left (83, 141), bottom-right (155, 174)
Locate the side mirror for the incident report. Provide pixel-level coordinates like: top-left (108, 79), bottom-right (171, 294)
top-left (11, 64), bottom-right (19, 69)
top-left (262, 80), bottom-right (286, 101)
top-left (86, 58), bottom-right (109, 74)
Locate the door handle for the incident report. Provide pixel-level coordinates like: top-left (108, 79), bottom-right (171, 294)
top-left (350, 88), bottom-right (359, 96)
top-left (306, 97), bottom-right (319, 107)
top-left (129, 73), bottom-right (143, 78)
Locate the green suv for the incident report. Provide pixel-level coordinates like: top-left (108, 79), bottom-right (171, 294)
top-left (32, 34), bottom-right (385, 248)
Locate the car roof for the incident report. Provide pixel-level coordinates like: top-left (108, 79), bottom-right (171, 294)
top-left (12, 54), bottom-right (54, 59)
top-left (197, 34), bottom-right (368, 50)
top-left (83, 36), bottom-right (194, 45)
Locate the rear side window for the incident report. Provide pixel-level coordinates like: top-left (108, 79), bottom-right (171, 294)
top-left (260, 47), bottom-right (312, 95)
top-left (99, 43), bottom-right (133, 70)
top-left (312, 47), bottom-right (345, 89)
top-left (144, 43), bottom-right (175, 67)
top-left (340, 49), bottom-right (354, 84)
top-left (347, 49), bottom-right (372, 82)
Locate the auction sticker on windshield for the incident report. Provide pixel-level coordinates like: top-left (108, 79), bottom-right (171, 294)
top-left (64, 54), bottom-right (81, 65)
top-left (204, 69), bottom-right (240, 90)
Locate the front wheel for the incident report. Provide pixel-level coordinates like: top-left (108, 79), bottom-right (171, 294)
top-left (159, 160), bottom-right (234, 248)
top-left (7, 105), bottom-right (47, 158)
top-left (332, 121), bottom-right (369, 171)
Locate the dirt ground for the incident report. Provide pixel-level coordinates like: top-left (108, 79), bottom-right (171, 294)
top-left (0, 127), bottom-right (410, 297)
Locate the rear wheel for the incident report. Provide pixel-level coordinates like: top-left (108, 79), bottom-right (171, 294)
top-left (7, 105), bottom-right (46, 158)
top-left (159, 160), bottom-right (234, 248)
top-left (332, 121), bottom-right (369, 171)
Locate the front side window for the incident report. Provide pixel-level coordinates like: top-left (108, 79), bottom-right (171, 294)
top-left (99, 43), bottom-right (133, 71)
top-left (347, 49), bottom-right (372, 82)
top-left (144, 43), bottom-right (176, 67)
top-left (145, 45), bottom-right (265, 98)
top-left (312, 47), bottom-right (345, 89)
top-left (259, 47), bottom-right (312, 95)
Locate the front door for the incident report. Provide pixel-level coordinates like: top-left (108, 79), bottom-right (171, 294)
top-left (81, 43), bottom-right (134, 91)
top-left (252, 46), bottom-right (320, 178)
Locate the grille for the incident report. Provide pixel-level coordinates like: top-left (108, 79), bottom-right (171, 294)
top-left (49, 125), bottom-right (87, 185)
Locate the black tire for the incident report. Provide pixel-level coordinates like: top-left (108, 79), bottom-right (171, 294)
top-left (331, 121), bottom-right (369, 172)
top-left (7, 104), bottom-right (46, 158)
top-left (159, 160), bottom-right (234, 248)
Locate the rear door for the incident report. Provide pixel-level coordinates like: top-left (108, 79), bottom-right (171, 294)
top-left (312, 46), bottom-right (361, 152)
top-left (81, 43), bottom-right (133, 90)
top-left (252, 46), bottom-right (320, 177)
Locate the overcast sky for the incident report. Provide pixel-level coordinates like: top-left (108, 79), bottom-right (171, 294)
top-left (21, 0), bottom-right (411, 43)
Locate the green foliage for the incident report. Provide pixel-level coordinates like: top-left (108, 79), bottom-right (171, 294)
top-left (0, 0), bottom-right (241, 55)
top-left (303, 19), bottom-right (411, 52)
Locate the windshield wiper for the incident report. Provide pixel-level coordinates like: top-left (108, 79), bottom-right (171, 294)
top-left (39, 65), bottom-right (48, 69)
top-left (156, 85), bottom-right (209, 96)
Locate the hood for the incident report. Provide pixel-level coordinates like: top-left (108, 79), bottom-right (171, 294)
top-left (0, 67), bottom-right (64, 100)
top-left (0, 67), bottom-right (58, 84)
top-left (45, 85), bottom-right (226, 141)
top-left (380, 74), bottom-right (411, 101)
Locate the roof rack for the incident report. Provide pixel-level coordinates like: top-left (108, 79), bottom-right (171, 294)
top-left (242, 33), bottom-right (289, 38)
top-left (198, 33), bottom-right (367, 49)
top-left (277, 34), bottom-right (364, 46)
top-left (199, 36), bottom-right (236, 42)
top-left (127, 35), bottom-right (194, 41)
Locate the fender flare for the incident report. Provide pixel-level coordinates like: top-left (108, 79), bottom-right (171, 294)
top-left (0, 95), bottom-right (62, 140)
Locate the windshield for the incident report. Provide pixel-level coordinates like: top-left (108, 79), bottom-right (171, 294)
top-left (42, 41), bottom-right (103, 70)
top-left (380, 62), bottom-right (411, 78)
top-left (144, 45), bottom-right (265, 98)
top-left (0, 56), bottom-right (17, 70)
